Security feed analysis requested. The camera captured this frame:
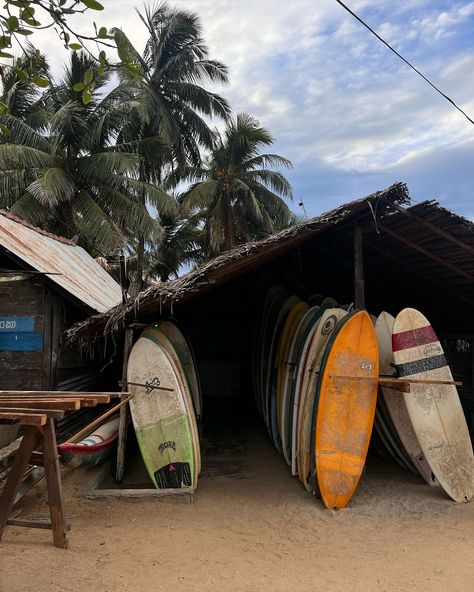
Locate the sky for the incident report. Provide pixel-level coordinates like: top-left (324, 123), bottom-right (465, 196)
top-left (29, 0), bottom-right (474, 218)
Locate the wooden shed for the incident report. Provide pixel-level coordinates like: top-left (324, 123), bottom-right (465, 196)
top-left (0, 210), bottom-right (122, 393)
top-left (68, 182), bottom-right (474, 473)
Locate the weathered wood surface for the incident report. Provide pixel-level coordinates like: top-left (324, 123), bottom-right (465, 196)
top-left (0, 408), bottom-right (65, 419)
top-left (0, 412), bottom-right (47, 425)
top-left (0, 426), bottom-right (40, 541)
top-left (65, 396), bottom-right (132, 444)
top-left (42, 418), bottom-right (69, 548)
top-left (0, 399), bottom-right (81, 410)
top-left (116, 327), bottom-right (134, 483)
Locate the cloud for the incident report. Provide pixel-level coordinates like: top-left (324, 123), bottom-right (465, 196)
top-left (10, 0), bottom-right (474, 218)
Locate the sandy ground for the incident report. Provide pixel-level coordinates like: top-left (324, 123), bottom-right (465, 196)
top-left (1, 426), bottom-right (474, 592)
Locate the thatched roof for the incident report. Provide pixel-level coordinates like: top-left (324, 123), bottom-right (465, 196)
top-left (66, 181), bottom-right (410, 350)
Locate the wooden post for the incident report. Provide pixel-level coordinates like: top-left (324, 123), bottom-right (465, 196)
top-left (0, 426), bottom-right (40, 541)
top-left (115, 327), bottom-right (134, 483)
top-left (42, 418), bottom-right (68, 549)
top-left (354, 223), bottom-right (365, 310)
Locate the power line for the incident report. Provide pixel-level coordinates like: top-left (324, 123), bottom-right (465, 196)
top-left (335, 0), bottom-right (474, 126)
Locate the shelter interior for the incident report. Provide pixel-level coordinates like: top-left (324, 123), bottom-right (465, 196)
top-left (100, 191), bottom-right (474, 486)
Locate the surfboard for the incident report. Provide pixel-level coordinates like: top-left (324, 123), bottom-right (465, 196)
top-left (275, 300), bottom-right (309, 457)
top-left (375, 312), bottom-right (435, 484)
top-left (290, 306), bottom-right (324, 476)
top-left (265, 295), bottom-right (300, 446)
top-left (280, 305), bottom-right (319, 466)
top-left (156, 321), bottom-right (202, 421)
top-left (127, 333), bottom-right (196, 489)
top-left (259, 286), bottom-right (288, 424)
top-left (143, 327), bottom-right (201, 476)
top-left (314, 310), bottom-right (379, 510)
top-left (297, 308), bottom-right (347, 491)
top-left (393, 308), bottom-right (474, 502)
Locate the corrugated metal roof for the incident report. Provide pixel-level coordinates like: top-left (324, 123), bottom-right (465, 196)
top-left (0, 211), bottom-right (122, 313)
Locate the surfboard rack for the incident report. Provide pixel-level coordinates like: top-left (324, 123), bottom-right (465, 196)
top-left (118, 380), bottom-right (174, 393)
top-left (327, 375), bottom-right (462, 393)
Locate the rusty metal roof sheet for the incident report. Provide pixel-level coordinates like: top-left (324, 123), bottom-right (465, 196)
top-left (0, 211), bottom-right (122, 313)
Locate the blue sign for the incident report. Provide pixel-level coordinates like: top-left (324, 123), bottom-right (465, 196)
top-left (0, 332), bottom-right (43, 352)
top-left (0, 316), bottom-right (35, 332)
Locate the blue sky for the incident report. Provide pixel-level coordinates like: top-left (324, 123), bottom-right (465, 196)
top-left (34, 0), bottom-right (474, 218)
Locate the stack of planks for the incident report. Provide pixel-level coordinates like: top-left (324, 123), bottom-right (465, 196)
top-left (0, 391), bottom-right (125, 548)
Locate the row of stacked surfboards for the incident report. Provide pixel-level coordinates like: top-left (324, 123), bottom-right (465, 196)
top-left (126, 322), bottom-right (202, 490)
top-left (252, 285), bottom-right (474, 509)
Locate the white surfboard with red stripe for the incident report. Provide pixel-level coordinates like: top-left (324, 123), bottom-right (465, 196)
top-left (392, 308), bottom-right (474, 502)
top-left (376, 312), bottom-right (435, 484)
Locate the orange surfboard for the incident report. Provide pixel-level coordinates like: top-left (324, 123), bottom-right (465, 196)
top-left (313, 311), bottom-right (379, 510)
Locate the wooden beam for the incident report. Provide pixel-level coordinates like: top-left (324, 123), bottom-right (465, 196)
top-left (379, 377), bottom-right (462, 386)
top-left (391, 203), bottom-right (474, 255)
top-left (379, 380), bottom-right (410, 393)
top-left (0, 413), bottom-right (46, 426)
top-left (364, 239), bottom-right (474, 307)
top-left (41, 418), bottom-right (68, 548)
top-left (65, 396), bottom-right (132, 444)
top-left (354, 223), bottom-right (365, 309)
top-left (0, 400), bottom-right (81, 410)
top-left (116, 327), bottom-right (134, 483)
top-left (0, 408), bottom-right (65, 419)
top-left (0, 426), bottom-right (40, 541)
top-left (381, 224), bottom-right (474, 281)
top-left (0, 391), bottom-right (123, 401)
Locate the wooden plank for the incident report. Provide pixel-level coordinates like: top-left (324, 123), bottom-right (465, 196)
top-left (379, 377), bottom-right (462, 386)
top-left (0, 437), bottom-right (21, 466)
top-left (0, 412), bottom-right (47, 425)
top-left (379, 380), bottom-right (410, 393)
top-left (64, 396), bottom-right (132, 444)
top-left (0, 408), bottom-right (65, 419)
top-left (0, 426), bottom-right (40, 541)
top-left (42, 418), bottom-right (68, 549)
top-left (6, 518), bottom-right (52, 530)
top-left (43, 292), bottom-right (53, 389)
top-left (0, 400), bottom-right (81, 410)
top-left (50, 295), bottom-right (62, 389)
top-left (116, 327), bottom-right (134, 483)
top-left (381, 224), bottom-right (474, 281)
top-left (0, 391), bottom-right (124, 398)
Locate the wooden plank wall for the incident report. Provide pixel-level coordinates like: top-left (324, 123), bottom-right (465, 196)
top-left (0, 278), bottom-right (46, 390)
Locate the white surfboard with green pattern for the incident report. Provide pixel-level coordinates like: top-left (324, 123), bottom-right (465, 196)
top-left (128, 333), bottom-right (195, 490)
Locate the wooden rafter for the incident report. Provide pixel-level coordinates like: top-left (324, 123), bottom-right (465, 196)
top-left (365, 239), bottom-right (474, 307)
top-left (380, 224), bottom-right (474, 281)
top-left (391, 203), bottom-right (474, 255)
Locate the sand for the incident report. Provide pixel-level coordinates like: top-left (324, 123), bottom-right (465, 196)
top-left (1, 426), bottom-right (474, 592)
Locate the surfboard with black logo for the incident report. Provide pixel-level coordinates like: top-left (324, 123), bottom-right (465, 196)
top-left (392, 308), bottom-right (474, 502)
top-left (127, 332), bottom-right (195, 490)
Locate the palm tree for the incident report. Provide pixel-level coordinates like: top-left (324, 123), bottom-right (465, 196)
top-left (116, 1), bottom-right (231, 285)
top-left (174, 113), bottom-right (294, 253)
top-left (145, 211), bottom-right (204, 281)
top-left (0, 52), bottom-right (176, 256)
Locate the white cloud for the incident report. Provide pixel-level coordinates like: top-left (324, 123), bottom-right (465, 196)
top-left (4, 0), bottom-right (474, 214)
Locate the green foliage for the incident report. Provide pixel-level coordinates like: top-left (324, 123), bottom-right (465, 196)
top-left (175, 113), bottom-right (294, 253)
top-left (0, 51), bottom-right (176, 255)
top-left (0, 0), bottom-right (143, 106)
top-left (0, 3), bottom-right (296, 284)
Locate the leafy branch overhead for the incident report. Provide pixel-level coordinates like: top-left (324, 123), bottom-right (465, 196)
top-left (0, 0), bottom-right (143, 107)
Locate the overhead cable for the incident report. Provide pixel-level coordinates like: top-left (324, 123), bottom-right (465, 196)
top-left (335, 0), bottom-right (474, 126)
